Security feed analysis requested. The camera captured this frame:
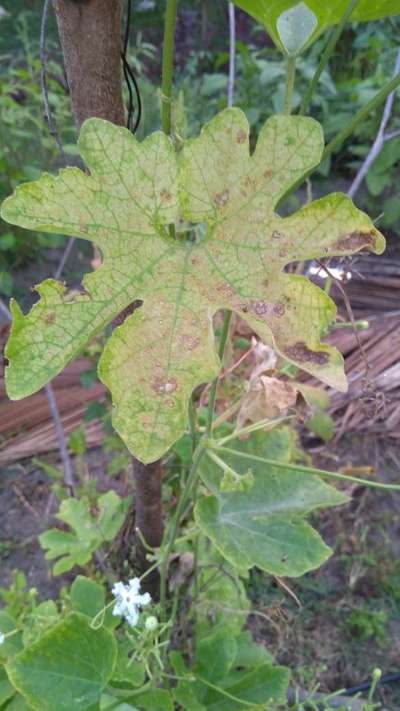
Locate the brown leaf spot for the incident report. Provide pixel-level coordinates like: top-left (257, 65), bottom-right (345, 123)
top-left (152, 378), bottom-right (178, 396)
top-left (214, 190), bottom-right (230, 208)
top-left (272, 230), bottom-right (284, 240)
top-left (160, 189), bottom-right (172, 202)
top-left (237, 129), bottom-right (248, 144)
top-left (285, 341), bottom-right (329, 365)
top-left (79, 224), bottom-right (89, 234)
top-left (239, 303), bottom-right (249, 313)
top-left (113, 300), bottom-right (143, 327)
top-left (335, 230), bottom-right (376, 252)
top-left (272, 302), bottom-right (285, 317)
top-left (264, 169), bottom-right (273, 179)
top-left (181, 334), bottom-right (200, 351)
top-left (279, 248), bottom-right (288, 258)
top-left (254, 300), bottom-right (269, 316)
top-left (45, 312), bottom-right (56, 325)
top-left (217, 282), bottom-right (235, 298)
top-left (245, 177), bottom-right (255, 190)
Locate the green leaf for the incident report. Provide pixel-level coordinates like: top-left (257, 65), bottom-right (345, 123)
top-left (203, 664), bottom-right (290, 711)
top-left (111, 642), bottom-right (146, 687)
top-left (277, 2), bottom-right (317, 56)
top-left (132, 690), bottom-right (173, 711)
top-left (197, 628), bottom-right (237, 683)
top-left (305, 411), bottom-right (334, 442)
top-left (0, 665), bottom-right (14, 707)
top-left (365, 169), bottom-right (389, 197)
top-left (70, 576), bottom-right (105, 619)
top-left (196, 434), bottom-right (349, 576)
top-left (22, 601), bottom-right (59, 647)
top-left (6, 613), bottom-right (117, 711)
top-left (0, 612), bottom-right (22, 662)
top-left (2, 694), bottom-right (32, 710)
top-left (232, 1), bottom-right (400, 51)
top-left (234, 631), bottom-right (273, 668)
top-left (2, 110), bottom-right (384, 462)
top-left (39, 492), bottom-right (128, 574)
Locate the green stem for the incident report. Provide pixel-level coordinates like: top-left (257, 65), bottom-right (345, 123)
top-left (323, 71), bottom-right (400, 162)
top-left (161, 0), bottom-right (178, 136)
top-left (206, 311), bottom-right (232, 435)
top-left (159, 440), bottom-right (207, 621)
top-left (217, 446), bottom-right (400, 491)
top-left (299, 0), bottom-right (359, 115)
top-left (188, 396), bottom-right (197, 453)
top-left (283, 56), bottom-right (296, 115)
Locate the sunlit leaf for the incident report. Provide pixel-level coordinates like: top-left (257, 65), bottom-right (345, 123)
top-left (232, 0), bottom-right (400, 51)
top-left (2, 110), bottom-right (384, 462)
top-left (277, 2), bottom-right (317, 55)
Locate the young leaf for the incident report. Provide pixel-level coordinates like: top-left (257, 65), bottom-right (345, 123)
top-left (1, 110), bottom-right (384, 463)
top-left (196, 434), bottom-right (349, 577)
top-left (232, 1), bottom-right (400, 52)
top-left (39, 492), bottom-right (128, 575)
top-left (6, 613), bottom-right (117, 711)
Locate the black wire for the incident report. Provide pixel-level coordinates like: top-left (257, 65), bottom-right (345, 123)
top-left (345, 672), bottom-right (400, 696)
top-left (121, 0), bottom-right (142, 134)
top-left (121, 52), bottom-right (142, 134)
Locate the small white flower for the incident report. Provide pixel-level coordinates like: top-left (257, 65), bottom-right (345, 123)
top-left (111, 578), bottom-right (151, 628)
top-left (0, 632), bottom-right (5, 645)
top-left (145, 615), bottom-right (158, 632)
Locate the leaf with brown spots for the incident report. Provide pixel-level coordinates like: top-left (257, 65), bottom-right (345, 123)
top-left (1, 109), bottom-right (385, 462)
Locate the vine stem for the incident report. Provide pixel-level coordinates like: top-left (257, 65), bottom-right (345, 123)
top-left (299, 0), bottom-right (359, 116)
top-left (216, 446), bottom-right (400, 491)
top-left (159, 439), bottom-right (207, 620)
top-left (161, 0), bottom-right (178, 135)
top-left (283, 56), bottom-right (296, 115)
top-left (206, 311), bottom-right (232, 435)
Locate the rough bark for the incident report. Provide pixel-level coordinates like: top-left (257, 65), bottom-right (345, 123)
top-left (52, 0), bottom-right (164, 587)
top-left (133, 460), bottom-right (163, 596)
top-left (53, 0), bottom-right (125, 130)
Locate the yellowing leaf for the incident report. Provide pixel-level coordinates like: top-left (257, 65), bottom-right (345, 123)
top-left (1, 109), bottom-right (385, 462)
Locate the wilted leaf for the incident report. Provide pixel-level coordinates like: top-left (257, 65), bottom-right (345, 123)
top-left (237, 375), bottom-right (298, 428)
top-left (232, 1), bottom-right (400, 52)
top-left (196, 430), bottom-right (349, 576)
top-left (2, 109), bottom-right (384, 462)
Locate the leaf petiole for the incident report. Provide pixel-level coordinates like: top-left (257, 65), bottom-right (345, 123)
top-left (216, 446), bottom-right (400, 492)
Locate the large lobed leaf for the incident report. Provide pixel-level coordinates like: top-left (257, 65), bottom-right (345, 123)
top-left (196, 429), bottom-right (349, 577)
top-left (1, 109), bottom-right (384, 462)
top-left (6, 613), bottom-right (116, 711)
top-left (232, 0), bottom-right (400, 52)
